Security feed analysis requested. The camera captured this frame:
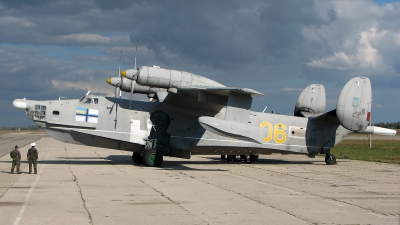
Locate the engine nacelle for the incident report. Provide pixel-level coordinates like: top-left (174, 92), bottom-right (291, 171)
top-left (135, 66), bottom-right (225, 89)
top-left (106, 77), bottom-right (164, 94)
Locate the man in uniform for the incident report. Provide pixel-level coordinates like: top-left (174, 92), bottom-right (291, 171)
top-left (27, 142), bottom-right (39, 174)
top-left (10, 145), bottom-right (21, 174)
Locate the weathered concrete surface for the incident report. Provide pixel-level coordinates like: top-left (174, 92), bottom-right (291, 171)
top-left (0, 137), bottom-right (399, 225)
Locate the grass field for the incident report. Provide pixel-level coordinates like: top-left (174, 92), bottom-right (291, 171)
top-left (331, 139), bottom-right (400, 164)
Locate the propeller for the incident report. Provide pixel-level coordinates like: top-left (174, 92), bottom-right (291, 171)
top-left (106, 51), bottom-right (124, 97)
top-left (129, 40), bottom-right (139, 108)
top-left (115, 51), bottom-right (122, 98)
top-left (118, 51), bottom-right (122, 98)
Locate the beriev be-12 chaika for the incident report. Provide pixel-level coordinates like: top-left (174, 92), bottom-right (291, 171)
top-left (13, 65), bottom-right (396, 167)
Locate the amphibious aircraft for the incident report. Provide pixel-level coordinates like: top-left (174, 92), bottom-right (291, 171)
top-left (13, 61), bottom-right (396, 167)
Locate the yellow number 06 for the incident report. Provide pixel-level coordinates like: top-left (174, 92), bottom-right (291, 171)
top-left (260, 122), bottom-right (287, 144)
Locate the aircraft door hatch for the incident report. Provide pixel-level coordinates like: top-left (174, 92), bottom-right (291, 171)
top-left (146, 111), bottom-right (171, 155)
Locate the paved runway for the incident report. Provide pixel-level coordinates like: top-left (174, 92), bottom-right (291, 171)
top-left (0, 135), bottom-right (399, 225)
top-left (0, 132), bottom-right (48, 158)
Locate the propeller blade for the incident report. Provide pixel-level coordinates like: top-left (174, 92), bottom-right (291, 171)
top-left (130, 40), bottom-right (139, 108)
top-left (118, 51), bottom-right (122, 98)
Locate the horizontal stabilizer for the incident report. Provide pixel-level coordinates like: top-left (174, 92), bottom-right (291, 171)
top-left (336, 77), bottom-right (371, 132)
top-left (312, 109), bottom-right (339, 124)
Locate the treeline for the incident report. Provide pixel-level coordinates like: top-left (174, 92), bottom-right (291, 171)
top-left (373, 121), bottom-right (400, 129)
top-left (0, 125), bottom-right (42, 130)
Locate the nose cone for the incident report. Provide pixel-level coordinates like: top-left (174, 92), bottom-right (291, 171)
top-left (13, 99), bottom-right (27, 109)
top-left (121, 69), bottom-right (138, 80)
top-left (106, 77), bottom-right (122, 87)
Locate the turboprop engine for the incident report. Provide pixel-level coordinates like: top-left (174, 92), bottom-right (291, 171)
top-left (121, 66), bottom-right (225, 89)
top-left (106, 76), bottom-right (164, 95)
top-left (106, 66), bottom-right (225, 97)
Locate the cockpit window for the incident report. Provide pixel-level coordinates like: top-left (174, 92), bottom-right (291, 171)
top-left (79, 95), bottom-right (100, 104)
top-left (84, 98), bottom-right (92, 104)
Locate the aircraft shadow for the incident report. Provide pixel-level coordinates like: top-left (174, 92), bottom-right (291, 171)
top-left (203, 156), bottom-right (320, 165)
top-left (0, 171), bottom-right (36, 174)
top-left (0, 155), bottom-right (322, 171)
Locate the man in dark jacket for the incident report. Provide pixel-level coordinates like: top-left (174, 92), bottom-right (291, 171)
top-left (27, 143), bottom-right (39, 174)
top-left (10, 145), bottom-right (21, 174)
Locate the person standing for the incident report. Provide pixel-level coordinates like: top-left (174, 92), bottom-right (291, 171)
top-left (27, 143), bottom-right (39, 174)
top-left (10, 145), bottom-right (21, 174)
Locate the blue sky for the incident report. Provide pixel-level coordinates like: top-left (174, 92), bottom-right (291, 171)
top-left (0, 0), bottom-right (399, 126)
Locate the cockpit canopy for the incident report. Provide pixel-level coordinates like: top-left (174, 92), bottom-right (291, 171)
top-left (79, 96), bottom-right (99, 104)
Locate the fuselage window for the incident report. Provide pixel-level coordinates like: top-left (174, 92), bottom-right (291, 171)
top-left (94, 98), bottom-right (98, 104)
top-left (28, 105), bottom-right (46, 120)
top-left (53, 111), bottom-right (60, 115)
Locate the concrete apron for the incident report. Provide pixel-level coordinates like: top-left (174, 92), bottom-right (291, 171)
top-left (0, 137), bottom-right (399, 225)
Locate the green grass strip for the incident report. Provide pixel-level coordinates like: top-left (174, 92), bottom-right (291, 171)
top-left (330, 140), bottom-right (400, 164)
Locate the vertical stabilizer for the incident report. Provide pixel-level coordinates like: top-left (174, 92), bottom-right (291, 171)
top-left (294, 84), bottom-right (326, 117)
top-left (336, 77), bottom-right (371, 132)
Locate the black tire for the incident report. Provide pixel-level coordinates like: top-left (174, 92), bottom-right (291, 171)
top-left (132, 152), bottom-right (144, 164)
top-left (143, 149), bottom-right (163, 167)
top-left (221, 155), bottom-right (226, 160)
top-left (226, 155), bottom-right (234, 162)
top-left (249, 155), bottom-right (256, 163)
top-left (325, 154), bottom-right (337, 165)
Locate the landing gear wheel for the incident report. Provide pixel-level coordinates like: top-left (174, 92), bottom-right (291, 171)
top-left (249, 155), bottom-right (256, 163)
top-left (325, 154), bottom-right (337, 165)
top-left (132, 152), bottom-right (144, 164)
top-left (221, 155), bottom-right (226, 160)
top-left (143, 149), bottom-right (163, 167)
top-left (227, 155), bottom-right (236, 162)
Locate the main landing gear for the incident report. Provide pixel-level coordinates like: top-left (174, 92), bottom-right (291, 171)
top-left (325, 153), bottom-right (337, 165)
top-left (132, 149), bottom-right (164, 167)
top-left (222, 155), bottom-right (258, 163)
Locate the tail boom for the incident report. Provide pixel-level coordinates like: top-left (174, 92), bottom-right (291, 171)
top-left (360, 126), bottom-right (397, 136)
